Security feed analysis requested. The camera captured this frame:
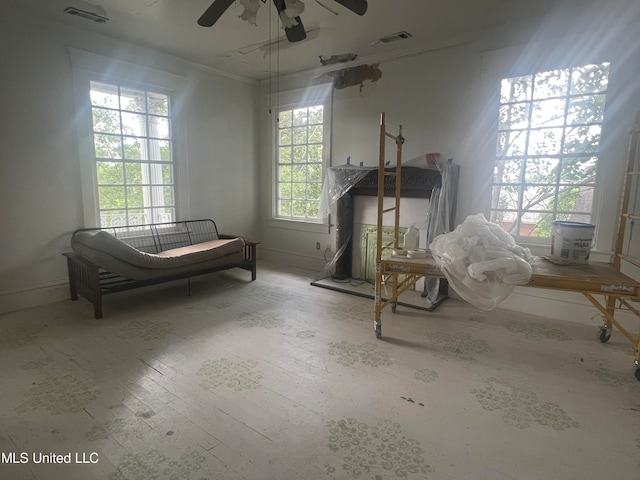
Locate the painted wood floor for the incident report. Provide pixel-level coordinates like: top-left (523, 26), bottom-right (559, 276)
top-left (1, 263), bottom-right (639, 480)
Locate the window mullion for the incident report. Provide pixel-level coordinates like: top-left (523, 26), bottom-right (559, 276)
top-left (91, 80), bottom-right (174, 227)
top-left (492, 63), bottom-right (609, 240)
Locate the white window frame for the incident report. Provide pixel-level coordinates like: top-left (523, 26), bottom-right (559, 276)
top-left (267, 84), bottom-right (332, 233)
top-left (69, 49), bottom-right (189, 227)
top-left (473, 32), bottom-right (640, 253)
top-left (491, 62), bottom-right (610, 240)
top-left (89, 80), bottom-right (176, 227)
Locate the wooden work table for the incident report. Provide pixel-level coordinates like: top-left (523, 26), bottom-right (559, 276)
top-left (383, 255), bottom-right (639, 296)
top-left (380, 253), bottom-right (639, 379)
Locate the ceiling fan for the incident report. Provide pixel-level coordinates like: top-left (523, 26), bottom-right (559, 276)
top-left (197, 0), bottom-right (368, 43)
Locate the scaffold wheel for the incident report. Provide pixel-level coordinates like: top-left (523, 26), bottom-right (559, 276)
top-left (598, 326), bottom-right (612, 343)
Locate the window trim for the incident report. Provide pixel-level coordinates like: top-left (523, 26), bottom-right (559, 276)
top-left (69, 48), bottom-right (189, 227)
top-left (474, 32), bottom-right (640, 252)
top-left (90, 80), bottom-right (176, 227)
top-left (268, 83), bottom-right (333, 229)
top-left (491, 63), bottom-right (610, 243)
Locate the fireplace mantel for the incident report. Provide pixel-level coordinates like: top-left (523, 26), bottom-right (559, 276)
top-left (332, 164), bottom-right (458, 279)
top-left (344, 166), bottom-right (443, 198)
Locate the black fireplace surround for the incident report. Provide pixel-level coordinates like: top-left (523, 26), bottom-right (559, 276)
top-left (332, 165), bottom-right (457, 279)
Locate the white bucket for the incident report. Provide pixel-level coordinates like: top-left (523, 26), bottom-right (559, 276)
top-left (550, 221), bottom-right (595, 264)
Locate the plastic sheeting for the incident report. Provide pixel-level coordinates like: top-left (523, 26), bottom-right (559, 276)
top-left (318, 154), bottom-right (449, 221)
top-left (315, 165), bottom-right (369, 281)
top-left (429, 213), bottom-right (537, 311)
top-left (315, 154), bottom-right (457, 297)
top-left (318, 165), bottom-right (372, 221)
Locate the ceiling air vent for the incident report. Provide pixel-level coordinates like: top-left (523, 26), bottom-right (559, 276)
top-left (377, 31), bottom-right (412, 43)
top-left (64, 5), bottom-right (109, 23)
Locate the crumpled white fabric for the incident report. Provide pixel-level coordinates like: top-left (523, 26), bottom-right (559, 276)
top-left (429, 213), bottom-right (537, 311)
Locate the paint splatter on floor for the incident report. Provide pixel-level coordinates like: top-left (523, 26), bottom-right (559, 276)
top-left (109, 449), bottom-right (205, 480)
top-left (326, 417), bottom-right (432, 478)
top-left (120, 319), bottom-right (174, 341)
top-left (0, 325), bottom-right (43, 349)
top-left (15, 374), bottom-right (100, 414)
top-left (414, 368), bottom-right (438, 384)
top-left (198, 358), bottom-right (263, 391)
top-left (472, 378), bottom-right (579, 430)
top-left (428, 331), bottom-right (493, 360)
top-left (328, 341), bottom-right (392, 367)
top-left (237, 311), bottom-right (286, 329)
top-left (505, 321), bottom-right (571, 341)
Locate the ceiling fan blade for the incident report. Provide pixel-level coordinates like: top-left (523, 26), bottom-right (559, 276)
top-left (272, 0), bottom-right (307, 42)
top-left (197, 0), bottom-right (235, 27)
top-left (333, 0), bottom-right (368, 15)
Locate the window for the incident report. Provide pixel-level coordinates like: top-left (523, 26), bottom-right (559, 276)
top-left (491, 62), bottom-right (610, 239)
top-left (271, 84), bottom-right (332, 227)
top-left (276, 105), bottom-right (325, 220)
top-left (90, 81), bottom-right (175, 227)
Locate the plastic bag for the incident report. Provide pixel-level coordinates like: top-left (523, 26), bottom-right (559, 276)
top-left (429, 213), bottom-right (537, 311)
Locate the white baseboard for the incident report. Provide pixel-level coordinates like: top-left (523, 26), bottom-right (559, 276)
top-left (259, 247), bottom-right (326, 274)
top-left (2, 263), bottom-right (636, 333)
top-left (0, 278), bottom-right (70, 315)
top-left (260, 248), bottom-right (637, 328)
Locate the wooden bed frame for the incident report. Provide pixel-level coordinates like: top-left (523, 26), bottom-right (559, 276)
top-left (63, 219), bottom-right (257, 319)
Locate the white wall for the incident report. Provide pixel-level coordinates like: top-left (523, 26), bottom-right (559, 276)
top-left (1, 2), bottom-right (638, 322)
top-left (257, 4), bottom-right (640, 320)
top-left (0, 11), bottom-right (259, 313)
top-left (257, 43), bottom-right (481, 274)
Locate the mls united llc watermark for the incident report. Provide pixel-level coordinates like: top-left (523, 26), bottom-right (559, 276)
top-left (2, 451), bottom-right (99, 464)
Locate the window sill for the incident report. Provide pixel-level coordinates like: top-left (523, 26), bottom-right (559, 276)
top-left (516, 242), bottom-right (612, 263)
top-left (267, 218), bottom-right (331, 234)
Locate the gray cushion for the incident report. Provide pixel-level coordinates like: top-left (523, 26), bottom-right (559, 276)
top-left (71, 230), bottom-right (245, 280)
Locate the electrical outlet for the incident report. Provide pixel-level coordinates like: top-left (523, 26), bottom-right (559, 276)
top-left (316, 242), bottom-right (321, 250)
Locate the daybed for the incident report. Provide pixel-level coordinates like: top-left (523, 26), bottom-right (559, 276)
top-left (63, 219), bottom-right (257, 318)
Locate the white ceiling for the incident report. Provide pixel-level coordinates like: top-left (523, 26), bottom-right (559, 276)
top-left (2, 0), bottom-right (635, 80)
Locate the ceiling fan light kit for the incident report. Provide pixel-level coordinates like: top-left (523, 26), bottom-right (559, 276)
top-left (198, 0), bottom-right (368, 43)
top-left (283, 0), bottom-right (305, 18)
top-left (277, 0), bottom-right (305, 29)
top-left (271, 0), bottom-right (307, 42)
top-left (238, 0), bottom-right (261, 25)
